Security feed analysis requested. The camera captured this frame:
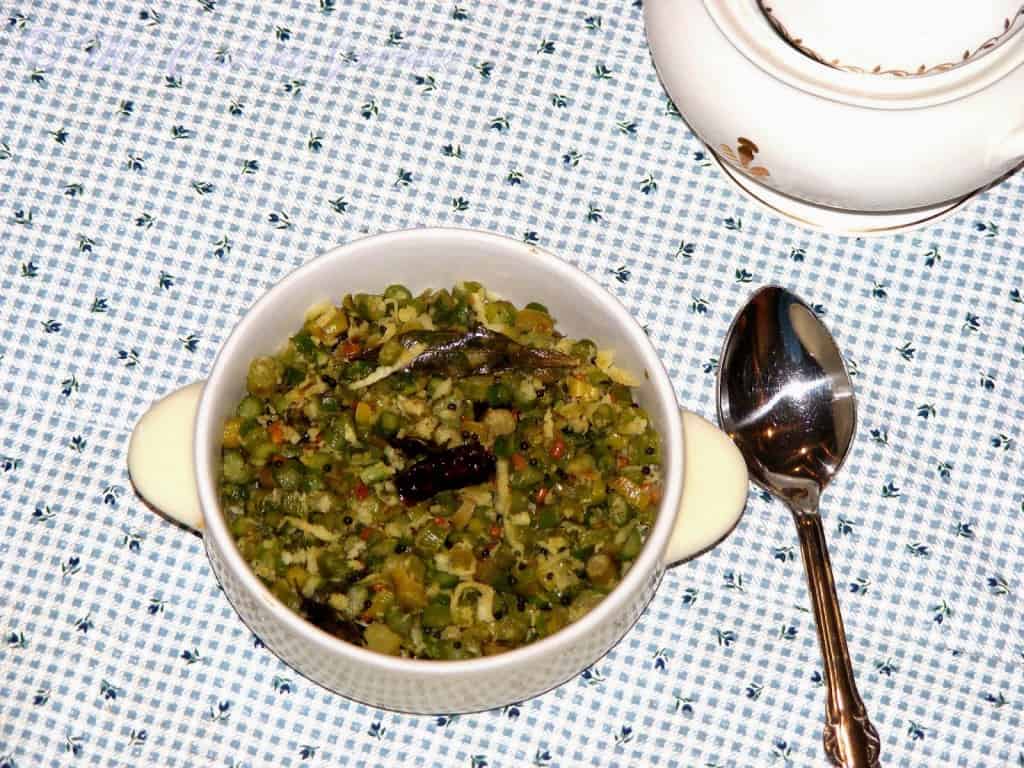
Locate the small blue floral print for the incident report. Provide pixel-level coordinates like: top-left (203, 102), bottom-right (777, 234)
top-left (778, 624), bottom-right (798, 640)
top-left (1, 455), bottom-right (22, 472)
top-left (723, 216), bottom-right (742, 231)
top-left (772, 545), bottom-right (795, 562)
top-left (179, 333), bottom-right (200, 352)
top-left (158, 272), bottom-right (174, 290)
top-left (70, 435), bottom-right (86, 452)
top-left (932, 601), bottom-right (952, 624)
top-left (267, 211), bottom-right (292, 229)
top-left (7, 630), bottom-right (28, 649)
top-left (917, 403), bottom-right (936, 419)
top-left (328, 196), bottom-right (349, 215)
top-left (973, 220), bottom-right (998, 239)
top-left (714, 629), bottom-right (737, 647)
top-left (100, 679), bottom-right (121, 701)
top-left (609, 266), bottom-right (630, 283)
top-left (746, 682), bottom-right (763, 700)
top-left (991, 433), bottom-right (1014, 450)
top-left (61, 556), bottom-right (81, 580)
top-left (987, 575), bottom-right (1010, 596)
top-left (907, 721), bottom-right (927, 741)
top-left (298, 745), bottom-right (317, 760)
top-left (875, 658), bottom-right (898, 677)
top-left (615, 725), bottom-right (633, 746)
top-left (579, 666), bottom-right (605, 686)
top-left (33, 686), bottom-right (50, 706)
top-left (690, 296), bottom-right (709, 314)
top-left (147, 597), bottom-right (166, 615)
top-left (31, 505), bottom-right (55, 523)
top-left (680, 587), bottom-right (699, 605)
top-left (523, 231), bottom-right (539, 244)
top-left (848, 577), bottom-right (871, 595)
top-left (206, 700), bottom-right (232, 723)
top-left (434, 714), bottom-right (458, 727)
top-left (653, 647), bottom-right (670, 671)
top-left (981, 691), bottom-right (1007, 708)
top-left (790, 247), bottom-right (806, 262)
top-left (672, 693), bottom-right (694, 715)
top-left (881, 481), bottom-right (901, 499)
top-left (181, 648), bottom-right (203, 665)
top-left (954, 521), bottom-right (975, 539)
top-left (722, 570), bottom-right (745, 592)
top-left (533, 747), bottom-right (553, 767)
top-left (367, 720), bottom-right (385, 740)
top-left (906, 542), bottom-right (930, 557)
top-left (65, 733), bottom-right (84, 756)
top-left (586, 204), bottom-right (604, 223)
top-left (127, 729), bottom-right (147, 749)
top-left (470, 757), bottom-right (488, 768)
top-left (488, 115), bottom-right (510, 132)
top-left (836, 516), bottom-right (856, 536)
top-left (771, 739), bottom-right (793, 763)
top-left (272, 675), bottom-right (293, 693)
top-left (897, 341), bottom-right (915, 361)
top-left (120, 528), bottom-right (145, 553)
top-left (74, 613), bottom-right (94, 633)
top-left (395, 168), bottom-right (413, 188)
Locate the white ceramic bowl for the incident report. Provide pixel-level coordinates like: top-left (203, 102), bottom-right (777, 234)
top-left (129, 228), bottom-right (748, 714)
top-left (645, 0), bottom-right (1024, 215)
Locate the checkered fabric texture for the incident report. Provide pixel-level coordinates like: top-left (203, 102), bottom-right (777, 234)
top-left (1, 2), bottom-right (1022, 766)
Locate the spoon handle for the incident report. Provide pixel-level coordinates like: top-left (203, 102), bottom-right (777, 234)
top-left (795, 513), bottom-right (882, 768)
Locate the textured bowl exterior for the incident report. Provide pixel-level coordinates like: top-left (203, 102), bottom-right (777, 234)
top-left (193, 228), bottom-right (685, 714)
top-left (645, 0), bottom-right (1024, 212)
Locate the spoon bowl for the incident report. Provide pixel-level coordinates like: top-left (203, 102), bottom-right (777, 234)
top-left (717, 286), bottom-right (880, 768)
top-left (718, 287), bottom-right (856, 510)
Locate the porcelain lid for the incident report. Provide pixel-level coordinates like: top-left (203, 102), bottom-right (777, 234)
top-left (758, 0), bottom-right (1024, 77)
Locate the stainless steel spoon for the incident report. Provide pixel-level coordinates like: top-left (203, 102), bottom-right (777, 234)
top-left (717, 286), bottom-right (881, 768)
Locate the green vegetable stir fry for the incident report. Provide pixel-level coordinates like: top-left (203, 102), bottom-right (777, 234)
top-left (220, 282), bottom-right (663, 659)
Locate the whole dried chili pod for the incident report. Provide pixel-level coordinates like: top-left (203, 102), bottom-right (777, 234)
top-left (395, 442), bottom-right (497, 503)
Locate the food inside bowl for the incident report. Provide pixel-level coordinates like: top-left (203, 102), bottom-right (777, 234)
top-left (219, 282), bottom-right (662, 659)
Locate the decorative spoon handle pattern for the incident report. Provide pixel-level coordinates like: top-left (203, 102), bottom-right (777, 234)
top-left (795, 514), bottom-right (882, 768)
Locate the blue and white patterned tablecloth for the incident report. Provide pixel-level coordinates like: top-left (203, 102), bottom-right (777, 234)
top-left (1, 2), bottom-right (1023, 766)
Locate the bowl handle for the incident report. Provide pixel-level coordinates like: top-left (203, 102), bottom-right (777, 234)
top-left (128, 382), bottom-right (205, 534)
top-left (665, 410), bottom-right (749, 565)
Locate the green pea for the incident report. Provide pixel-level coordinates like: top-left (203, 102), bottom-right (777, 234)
top-left (493, 433), bottom-right (515, 458)
top-left (510, 466), bottom-right (543, 489)
top-left (385, 605), bottom-right (413, 637)
top-left (618, 527), bottom-right (644, 560)
top-left (222, 450), bottom-right (251, 484)
top-left (376, 410), bottom-right (401, 437)
top-left (571, 339), bottom-right (597, 361)
top-left (246, 356), bottom-right (281, 397)
top-left (537, 507), bottom-right (559, 529)
top-left (487, 382), bottom-right (512, 407)
top-left (272, 461), bottom-right (303, 491)
top-left (421, 602), bottom-right (450, 629)
top-left (591, 403), bottom-right (615, 430)
top-left (384, 284), bottom-right (413, 303)
top-left (378, 339), bottom-right (404, 366)
top-left (484, 300), bottom-right (517, 325)
top-left (237, 395), bottom-right (264, 420)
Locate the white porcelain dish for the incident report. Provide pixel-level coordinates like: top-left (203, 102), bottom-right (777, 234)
top-left (645, 0), bottom-right (1024, 222)
top-left (129, 228), bottom-right (749, 714)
